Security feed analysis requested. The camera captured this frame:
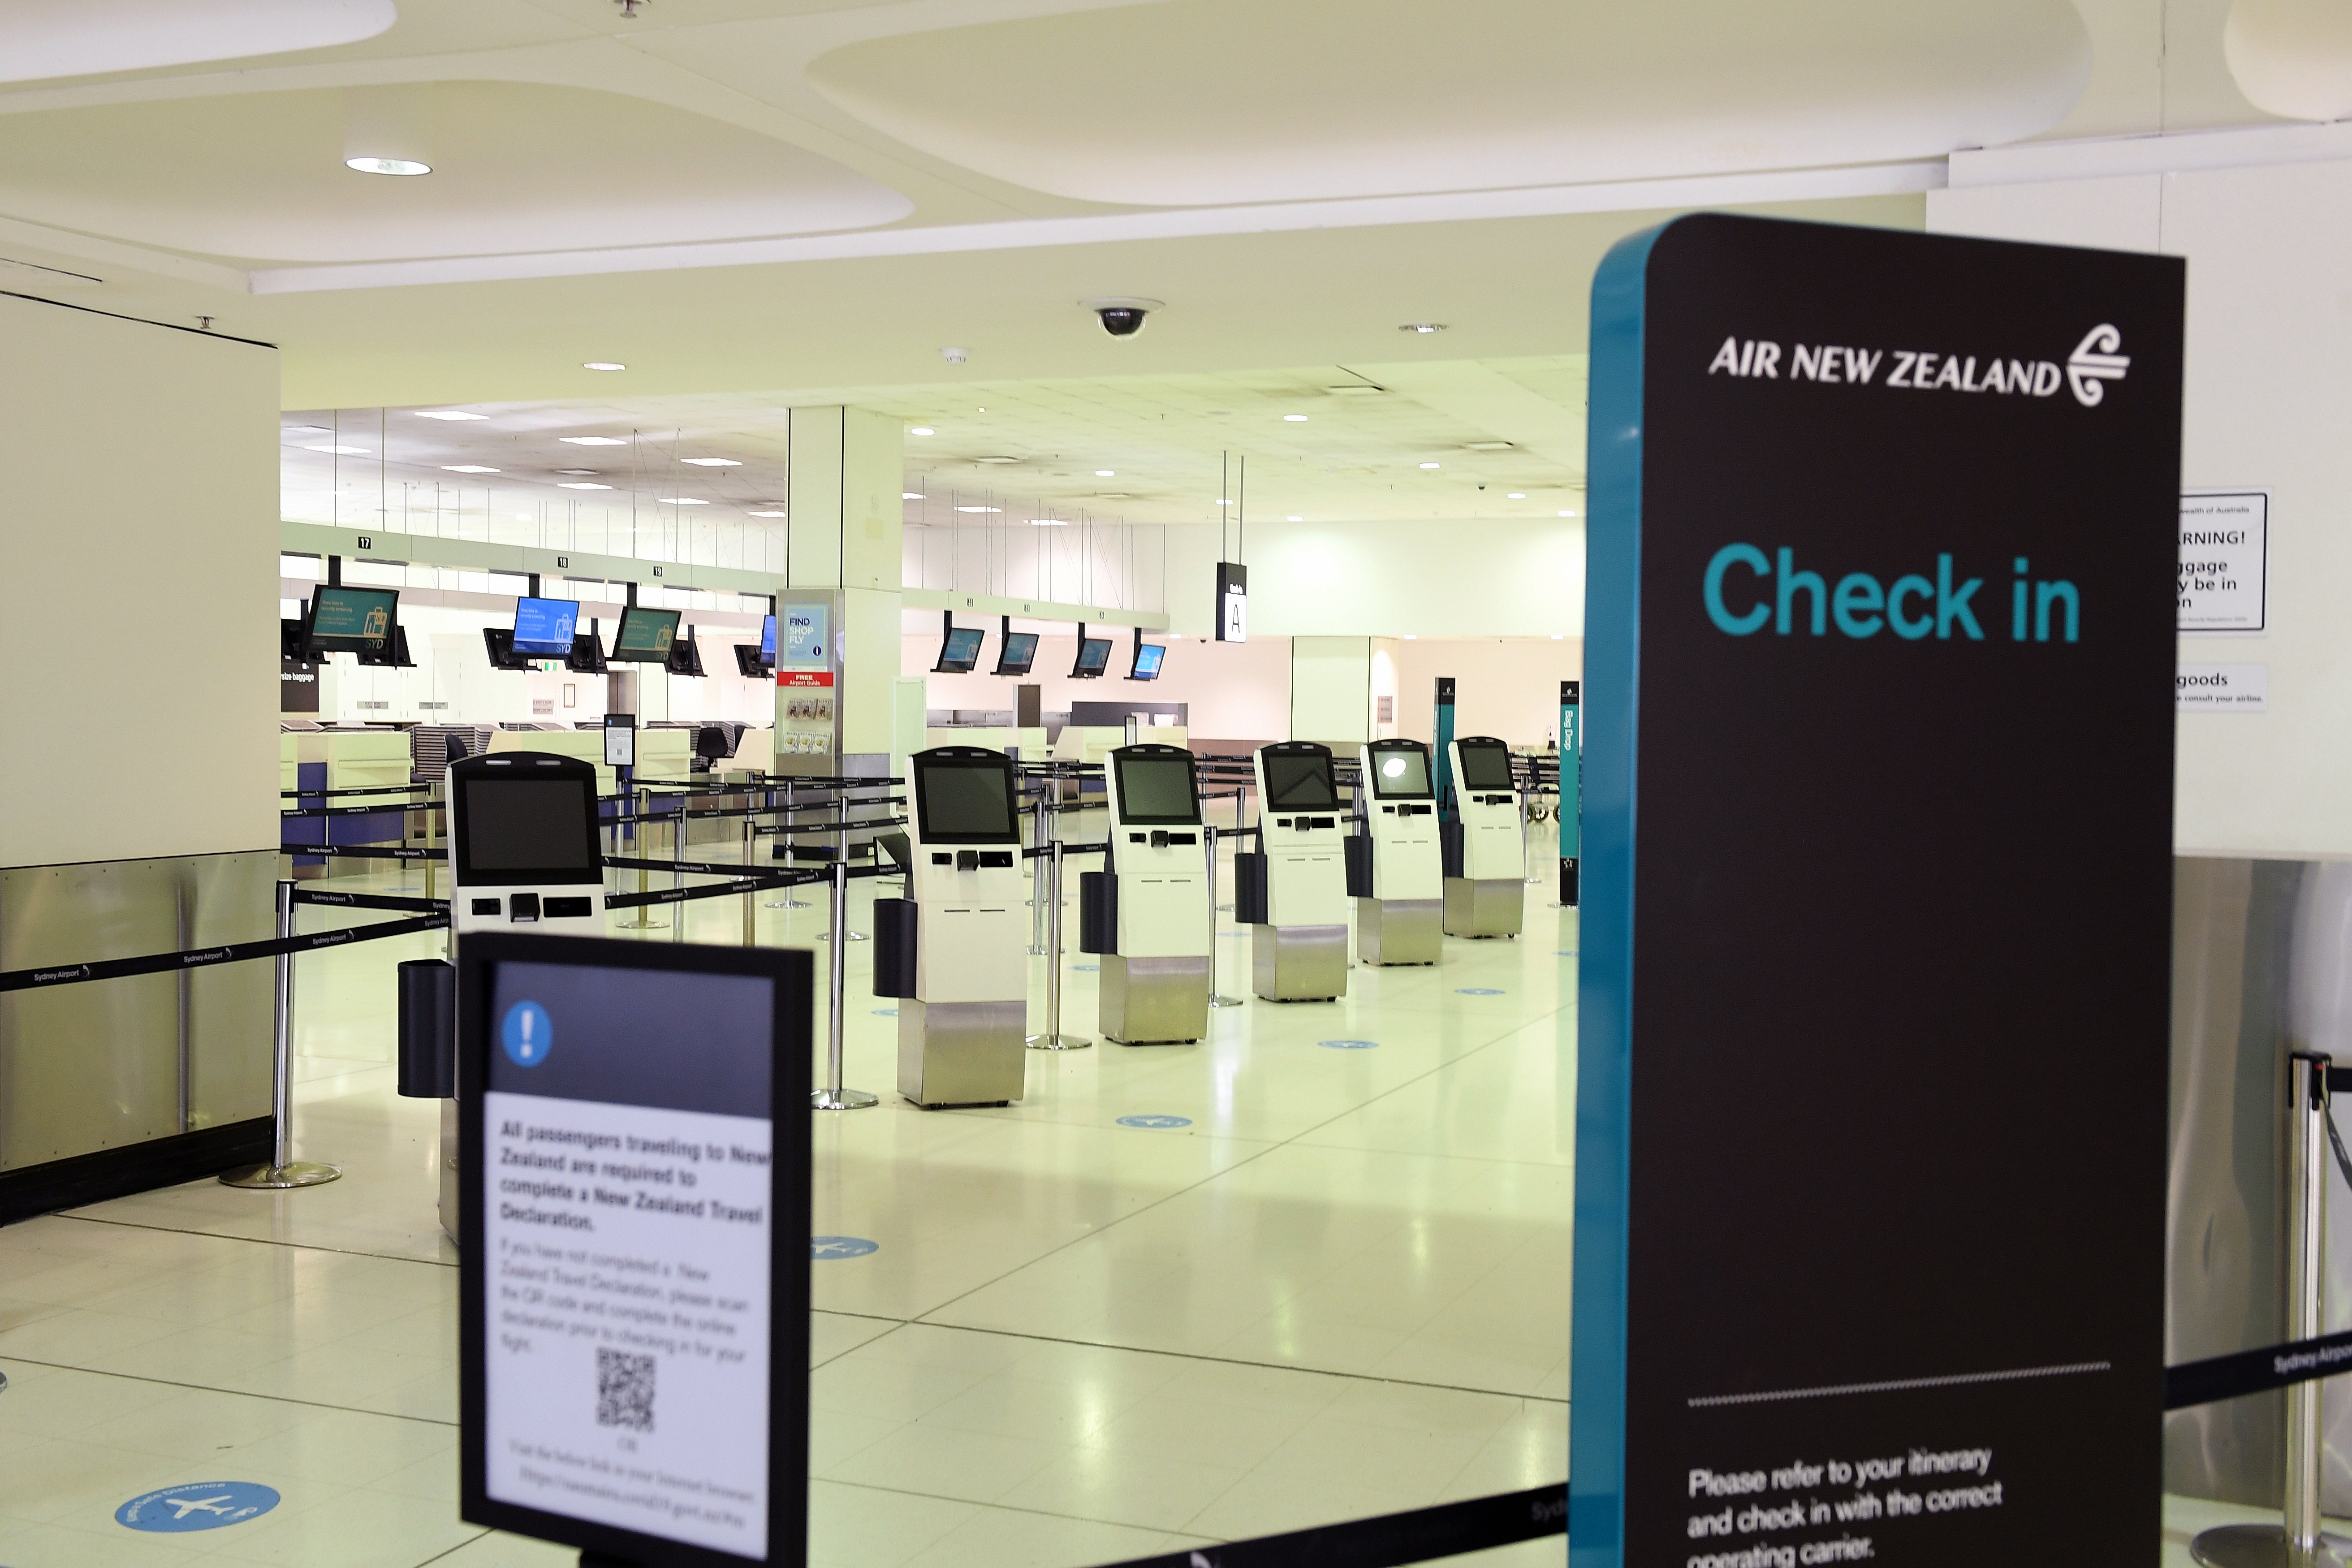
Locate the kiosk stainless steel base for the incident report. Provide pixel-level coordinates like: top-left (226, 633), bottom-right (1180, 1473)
top-left (1101, 955), bottom-right (1208, 1044)
top-left (1358, 898), bottom-right (1441, 965)
top-left (1442, 877), bottom-right (1525, 938)
top-left (2190, 1525), bottom-right (2352, 1568)
top-left (899, 999), bottom-right (1025, 1107)
top-left (1251, 924), bottom-right (1347, 1002)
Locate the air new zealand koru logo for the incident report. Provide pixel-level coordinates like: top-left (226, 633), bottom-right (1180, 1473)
top-left (2067, 324), bottom-right (2129, 407)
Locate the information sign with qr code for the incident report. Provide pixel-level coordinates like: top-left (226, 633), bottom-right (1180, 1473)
top-left (459, 934), bottom-right (811, 1566)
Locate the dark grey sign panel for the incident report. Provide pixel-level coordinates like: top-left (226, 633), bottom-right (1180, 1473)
top-left (1570, 214), bottom-right (2182, 1568)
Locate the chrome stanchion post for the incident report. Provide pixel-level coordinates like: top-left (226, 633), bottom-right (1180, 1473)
top-left (1206, 823), bottom-right (1241, 1008)
top-left (811, 858), bottom-right (878, 1110)
top-left (1027, 839), bottom-right (1090, 1050)
top-left (2191, 1050), bottom-right (2349, 1568)
top-left (220, 879), bottom-right (341, 1189)
top-left (671, 794), bottom-right (688, 943)
top-left (617, 787), bottom-right (665, 929)
top-left (767, 780), bottom-right (809, 909)
top-left (742, 817), bottom-right (758, 947)
top-left (1028, 787), bottom-right (1051, 956)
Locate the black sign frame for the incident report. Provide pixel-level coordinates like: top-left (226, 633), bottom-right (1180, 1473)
top-left (458, 932), bottom-right (812, 1568)
top-left (1570, 213), bottom-right (2182, 1568)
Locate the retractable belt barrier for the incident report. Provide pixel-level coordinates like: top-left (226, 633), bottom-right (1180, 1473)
top-left (281, 842), bottom-right (439, 861)
top-left (0, 909), bottom-right (447, 993)
top-left (2166, 1330), bottom-right (2352, 1411)
top-left (1106, 1484), bottom-right (1565, 1568)
top-left (282, 799), bottom-right (437, 819)
top-left (279, 782), bottom-right (433, 798)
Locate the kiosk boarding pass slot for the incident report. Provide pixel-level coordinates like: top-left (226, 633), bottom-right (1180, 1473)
top-left (1097, 744), bottom-right (1210, 1044)
top-left (459, 933), bottom-right (811, 1567)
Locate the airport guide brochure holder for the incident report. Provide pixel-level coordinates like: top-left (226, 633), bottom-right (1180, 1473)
top-left (458, 933), bottom-right (813, 1568)
top-left (1571, 213), bottom-right (2181, 1568)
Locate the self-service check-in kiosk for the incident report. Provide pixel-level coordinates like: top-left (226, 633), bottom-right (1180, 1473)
top-left (1238, 742), bottom-right (1349, 1002)
top-left (1442, 736), bottom-right (1526, 938)
top-left (881, 747), bottom-right (1027, 1107)
top-left (433, 752), bottom-right (607, 1238)
top-left (1353, 739), bottom-right (1443, 966)
top-left (1083, 745), bottom-right (1210, 1043)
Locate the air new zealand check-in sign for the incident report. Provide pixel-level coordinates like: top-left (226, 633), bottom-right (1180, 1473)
top-left (1571, 215), bottom-right (2181, 1568)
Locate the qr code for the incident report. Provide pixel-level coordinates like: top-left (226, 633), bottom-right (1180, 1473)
top-left (596, 1347), bottom-right (655, 1432)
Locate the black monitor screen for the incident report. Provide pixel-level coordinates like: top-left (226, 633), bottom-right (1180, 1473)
top-left (1074, 637), bottom-right (1111, 676)
top-left (1113, 751), bottom-right (1198, 825)
top-left (1457, 741), bottom-right (1517, 792)
top-left (1263, 751), bottom-right (1339, 811)
top-left (936, 627), bottom-right (985, 673)
top-left (458, 777), bottom-right (601, 882)
top-left (511, 597), bottom-right (579, 658)
top-left (1368, 744), bottom-right (1433, 799)
top-left (307, 586), bottom-right (398, 652)
top-left (995, 632), bottom-right (1039, 676)
top-left (611, 606), bottom-right (681, 663)
top-left (914, 756), bottom-right (1019, 844)
top-left (1130, 644), bottom-right (1165, 681)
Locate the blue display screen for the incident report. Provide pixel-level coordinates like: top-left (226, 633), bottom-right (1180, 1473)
top-left (760, 614), bottom-right (776, 663)
top-left (1131, 643), bottom-right (1165, 679)
top-left (511, 596), bottom-right (580, 657)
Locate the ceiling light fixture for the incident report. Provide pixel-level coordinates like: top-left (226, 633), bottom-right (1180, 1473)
top-left (557, 482), bottom-right (611, 491)
top-left (561, 436), bottom-right (627, 446)
top-left (414, 410), bottom-right (487, 421)
top-left (1419, 462), bottom-right (1441, 470)
top-left (555, 468), bottom-right (600, 476)
top-left (657, 497), bottom-right (708, 505)
top-left (346, 156), bottom-right (429, 177)
top-left (582, 361), bottom-right (626, 372)
top-left (302, 443), bottom-right (369, 454)
top-left (902, 491), bottom-right (924, 500)
top-left (1465, 440), bottom-right (1514, 451)
top-left (975, 455), bottom-right (1020, 465)
top-left (1399, 323), bottom-right (1448, 335)
top-left (679, 457), bottom-right (741, 467)
top-left (1560, 509), bottom-right (1579, 517)
top-left (1287, 514), bottom-right (1304, 522)
top-left (1507, 492), bottom-right (1527, 499)
top-left (1030, 518), bottom-right (1070, 527)
top-left (1095, 469), bottom-right (1115, 477)
top-left (1403, 634), bottom-right (1419, 640)
top-left (443, 464), bottom-right (501, 474)
top-left (748, 509), bottom-right (786, 518)
top-left (955, 505), bottom-right (1001, 514)
top-left (1216, 498), bottom-right (1234, 505)
top-left (910, 426), bottom-right (935, 436)
top-left (1283, 414), bottom-right (1308, 423)
top-left (1551, 634), bottom-right (1567, 640)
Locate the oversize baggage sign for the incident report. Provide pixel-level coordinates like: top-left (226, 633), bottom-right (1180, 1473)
top-left (1571, 214), bottom-right (2182, 1568)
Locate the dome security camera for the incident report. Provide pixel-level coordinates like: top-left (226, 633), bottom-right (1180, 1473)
top-left (1083, 297), bottom-right (1163, 338)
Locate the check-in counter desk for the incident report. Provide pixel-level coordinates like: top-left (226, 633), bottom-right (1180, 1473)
top-left (284, 730), bottom-right (413, 871)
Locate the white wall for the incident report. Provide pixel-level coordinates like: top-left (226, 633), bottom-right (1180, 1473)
top-left (1381, 637), bottom-right (1584, 750)
top-left (3, 298), bottom-right (278, 867)
top-left (1933, 136), bottom-right (2352, 856)
top-left (1246, 517), bottom-right (1584, 639)
top-left (1290, 636), bottom-right (1373, 746)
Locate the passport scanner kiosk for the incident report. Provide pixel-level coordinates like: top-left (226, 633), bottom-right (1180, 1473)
top-left (1354, 739), bottom-right (1443, 965)
top-left (1442, 736), bottom-right (1527, 938)
top-left (1084, 745), bottom-right (1210, 1043)
top-left (1242, 742), bottom-right (1350, 1002)
top-left (435, 751), bottom-right (607, 1237)
top-left (893, 747), bottom-right (1028, 1107)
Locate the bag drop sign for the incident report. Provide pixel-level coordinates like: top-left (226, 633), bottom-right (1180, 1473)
top-left (2178, 492), bottom-right (2267, 632)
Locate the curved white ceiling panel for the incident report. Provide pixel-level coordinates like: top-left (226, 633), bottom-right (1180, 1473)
top-left (807, 0), bottom-right (2090, 206)
top-left (0, 0), bottom-right (397, 84)
top-left (0, 83), bottom-right (914, 263)
top-left (2227, 0), bottom-right (2352, 121)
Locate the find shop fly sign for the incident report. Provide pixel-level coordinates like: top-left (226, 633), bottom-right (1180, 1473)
top-left (1571, 214), bottom-right (2180, 1568)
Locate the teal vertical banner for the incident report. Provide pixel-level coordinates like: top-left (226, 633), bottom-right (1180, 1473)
top-left (1558, 680), bottom-right (1581, 862)
top-left (1433, 677), bottom-right (1457, 819)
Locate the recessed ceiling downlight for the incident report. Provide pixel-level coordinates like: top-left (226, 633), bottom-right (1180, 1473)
top-left (582, 361), bottom-right (626, 372)
top-left (910, 426), bottom-right (935, 436)
top-left (414, 410), bottom-right (487, 421)
top-left (346, 156), bottom-right (429, 177)
top-left (955, 505), bottom-right (1001, 514)
top-left (658, 497), bottom-right (708, 505)
top-left (561, 436), bottom-right (628, 446)
top-left (1095, 470), bottom-right (1115, 477)
top-left (442, 464), bottom-right (500, 474)
top-left (1031, 518), bottom-right (1070, 527)
top-left (1399, 323), bottom-right (1448, 335)
top-left (557, 482), bottom-right (611, 491)
top-left (1283, 414), bottom-right (1308, 423)
top-left (902, 492), bottom-right (925, 500)
top-left (748, 510), bottom-right (787, 518)
top-left (679, 457), bottom-right (741, 467)
top-left (1464, 440), bottom-right (1514, 451)
top-left (975, 455), bottom-right (1021, 465)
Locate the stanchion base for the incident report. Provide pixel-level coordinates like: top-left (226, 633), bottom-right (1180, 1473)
top-left (1025, 1033), bottom-right (1093, 1050)
top-left (2191, 1525), bottom-right (2352, 1568)
top-left (1209, 994), bottom-right (1246, 1008)
top-left (219, 1161), bottom-right (343, 1190)
top-left (810, 1088), bottom-right (880, 1111)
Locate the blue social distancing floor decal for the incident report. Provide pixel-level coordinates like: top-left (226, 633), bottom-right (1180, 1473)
top-left (117, 1482), bottom-right (280, 1532)
top-left (811, 1236), bottom-right (878, 1260)
top-left (1319, 1039), bottom-right (1380, 1050)
top-left (1117, 1114), bottom-right (1192, 1129)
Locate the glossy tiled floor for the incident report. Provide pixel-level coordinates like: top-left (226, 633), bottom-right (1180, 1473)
top-left (0, 821), bottom-right (1579, 1568)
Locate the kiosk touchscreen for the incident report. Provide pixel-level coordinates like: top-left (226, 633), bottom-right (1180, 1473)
top-left (1091, 745), bottom-right (1209, 1043)
top-left (894, 747), bottom-right (1028, 1107)
top-left (1356, 739), bottom-right (1443, 965)
top-left (1244, 742), bottom-right (1350, 1002)
top-left (456, 933), bottom-right (810, 1568)
top-left (1443, 736), bottom-right (1527, 938)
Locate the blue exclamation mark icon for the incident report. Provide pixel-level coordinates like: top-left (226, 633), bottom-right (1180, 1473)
top-left (502, 1000), bottom-right (552, 1067)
